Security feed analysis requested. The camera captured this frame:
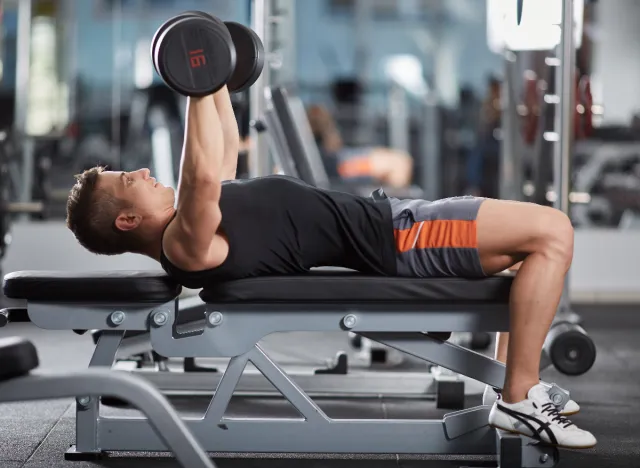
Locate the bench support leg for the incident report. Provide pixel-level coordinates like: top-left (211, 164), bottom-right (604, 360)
top-left (461, 430), bottom-right (559, 468)
top-left (67, 331), bottom-right (123, 460)
top-left (203, 344), bottom-right (329, 424)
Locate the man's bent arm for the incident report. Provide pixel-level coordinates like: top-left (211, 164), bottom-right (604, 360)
top-left (169, 94), bottom-right (226, 266)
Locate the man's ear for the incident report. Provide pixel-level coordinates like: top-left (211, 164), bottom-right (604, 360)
top-left (115, 212), bottom-right (141, 232)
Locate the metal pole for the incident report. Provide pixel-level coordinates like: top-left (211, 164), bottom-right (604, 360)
top-left (353, 0), bottom-right (371, 84)
top-left (555, 0), bottom-right (577, 321)
top-left (249, 0), bottom-right (271, 178)
top-left (500, 51), bottom-right (522, 201)
top-left (61, 0), bottom-right (78, 129)
top-left (111, 0), bottom-right (122, 168)
top-left (422, 92), bottom-right (440, 201)
top-left (15, 0), bottom-right (33, 212)
top-left (387, 83), bottom-right (409, 154)
top-left (554, 0), bottom-right (575, 215)
top-left (14, 0), bottom-right (31, 135)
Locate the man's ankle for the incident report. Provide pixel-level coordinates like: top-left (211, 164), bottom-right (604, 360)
top-left (502, 381), bottom-right (539, 404)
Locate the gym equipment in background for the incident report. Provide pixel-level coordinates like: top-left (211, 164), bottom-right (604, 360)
top-left (0, 336), bottom-right (216, 468)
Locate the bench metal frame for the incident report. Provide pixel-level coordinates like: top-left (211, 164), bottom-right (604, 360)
top-left (21, 298), bottom-right (559, 468)
top-left (115, 357), bottom-right (486, 401)
top-left (111, 296), bottom-right (483, 402)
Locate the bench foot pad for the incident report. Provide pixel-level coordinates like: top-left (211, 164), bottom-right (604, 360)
top-left (65, 445), bottom-right (105, 461)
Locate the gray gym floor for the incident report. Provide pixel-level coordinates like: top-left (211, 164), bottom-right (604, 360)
top-left (0, 304), bottom-right (637, 468)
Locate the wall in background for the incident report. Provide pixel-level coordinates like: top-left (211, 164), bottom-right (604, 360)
top-left (294, 0), bottom-right (503, 107)
top-left (591, 0), bottom-right (640, 125)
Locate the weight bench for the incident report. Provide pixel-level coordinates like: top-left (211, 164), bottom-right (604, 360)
top-left (0, 336), bottom-right (215, 468)
top-left (2, 269), bottom-right (563, 467)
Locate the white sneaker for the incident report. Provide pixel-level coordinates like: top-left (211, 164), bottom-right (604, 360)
top-left (488, 383), bottom-right (597, 449)
top-left (483, 385), bottom-right (581, 416)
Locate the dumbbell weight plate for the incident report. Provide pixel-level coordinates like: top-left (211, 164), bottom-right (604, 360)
top-left (151, 11), bottom-right (232, 76)
top-left (151, 13), bottom-right (192, 76)
top-left (154, 15), bottom-right (237, 97)
top-left (224, 22), bottom-right (265, 93)
top-left (545, 322), bottom-right (596, 376)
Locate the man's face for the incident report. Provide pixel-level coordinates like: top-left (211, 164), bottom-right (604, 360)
top-left (97, 168), bottom-right (175, 230)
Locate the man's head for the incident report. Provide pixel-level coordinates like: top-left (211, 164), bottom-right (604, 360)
top-left (66, 166), bottom-right (176, 256)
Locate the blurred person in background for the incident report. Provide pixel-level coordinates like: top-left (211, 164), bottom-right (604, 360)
top-left (307, 104), bottom-right (414, 188)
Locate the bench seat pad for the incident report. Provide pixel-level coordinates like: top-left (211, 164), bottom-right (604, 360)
top-left (3, 270), bottom-right (514, 306)
top-left (3, 270), bottom-right (181, 303)
top-left (201, 271), bottom-right (514, 304)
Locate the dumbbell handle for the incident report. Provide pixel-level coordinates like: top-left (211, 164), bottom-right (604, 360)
top-left (2, 201), bottom-right (45, 214)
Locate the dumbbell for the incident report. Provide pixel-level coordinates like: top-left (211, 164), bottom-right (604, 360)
top-left (151, 11), bottom-right (265, 97)
top-left (542, 321), bottom-right (596, 376)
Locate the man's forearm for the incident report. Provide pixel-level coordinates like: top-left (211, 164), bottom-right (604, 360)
top-left (212, 87), bottom-right (240, 179)
top-left (181, 95), bottom-right (225, 185)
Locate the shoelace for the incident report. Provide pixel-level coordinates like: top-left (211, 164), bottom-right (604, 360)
top-left (540, 402), bottom-right (575, 428)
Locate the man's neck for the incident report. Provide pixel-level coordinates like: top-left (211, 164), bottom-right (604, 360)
top-left (142, 209), bottom-right (177, 262)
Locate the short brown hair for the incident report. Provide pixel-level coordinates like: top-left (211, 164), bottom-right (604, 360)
top-left (66, 166), bottom-right (143, 255)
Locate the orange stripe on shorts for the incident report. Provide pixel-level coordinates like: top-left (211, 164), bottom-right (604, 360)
top-left (394, 220), bottom-right (478, 253)
top-left (337, 157), bottom-right (373, 178)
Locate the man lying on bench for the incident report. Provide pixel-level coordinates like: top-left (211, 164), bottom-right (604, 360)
top-left (65, 89), bottom-right (595, 449)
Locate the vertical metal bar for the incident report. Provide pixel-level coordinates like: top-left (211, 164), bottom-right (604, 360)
top-left (15, 0), bottom-right (33, 211)
top-left (14, 0), bottom-right (31, 135)
top-left (500, 52), bottom-right (522, 201)
top-left (353, 0), bottom-right (372, 144)
top-left (422, 93), bottom-right (440, 200)
top-left (555, 0), bottom-right (575, 317)
top-left (111, 0), bottom-right (122, 166)
top-left (76, 331), bottom-right (123, 454)
top-left (250, 0), bottom-right (271, 178)
top-left (387, 83), bottom-right (409, 154)
top-left (353, 0), bottom-right (371, 84)
top-left (61, 0), bottom-right (78, 126)
top-left (284, 0), bottom-right (296, 85)
top-left (554, 0), bottom-right (575, 215)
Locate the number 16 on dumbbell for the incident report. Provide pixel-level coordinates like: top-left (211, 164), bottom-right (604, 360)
top-left (151, 11), bottom-right (265, 96)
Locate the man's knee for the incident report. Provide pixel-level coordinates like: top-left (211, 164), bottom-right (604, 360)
top-left (535, 208), bottom-right (574, 268)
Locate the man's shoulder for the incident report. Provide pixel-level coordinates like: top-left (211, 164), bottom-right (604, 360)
top-left (162, 218), bottom-right (229, 272)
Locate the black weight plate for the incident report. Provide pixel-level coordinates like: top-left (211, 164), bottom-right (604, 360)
top-left (436, 380), bottom-right (465, 410)
top-left (0, 337), bottom-right (39, 380)
top-left (550, 331), bottom-right (596, 376)
top-left (151, 14), bottom-right (189, 76)
top-left (155, 16), bottom-right (236, 97)
top-left (151, 11), bottom-right (232, 78)
top-left (224, 22), bottom-right (265, 93)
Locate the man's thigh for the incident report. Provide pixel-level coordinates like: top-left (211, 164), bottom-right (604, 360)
top-left (389, 196), bottom-right (487, 278)
top-left (475, 199), bottom-right (568, 275)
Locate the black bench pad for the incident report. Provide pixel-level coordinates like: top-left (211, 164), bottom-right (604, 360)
top-left (201, 271), bottom-right (514, 304)
top-left (2, 271), bottom-right (181, 303)
top-left (3, 270), bottom-right (514, 306)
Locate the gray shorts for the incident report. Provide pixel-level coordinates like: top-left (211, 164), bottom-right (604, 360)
top-left (389, 196), bottom-right (488, 278)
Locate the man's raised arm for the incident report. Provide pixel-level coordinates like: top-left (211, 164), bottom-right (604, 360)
top-left (167, 92), bottom-right (228, 268)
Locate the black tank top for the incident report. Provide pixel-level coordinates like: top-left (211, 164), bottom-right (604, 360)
top-left (160, 175), bottom-right (397, 288)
